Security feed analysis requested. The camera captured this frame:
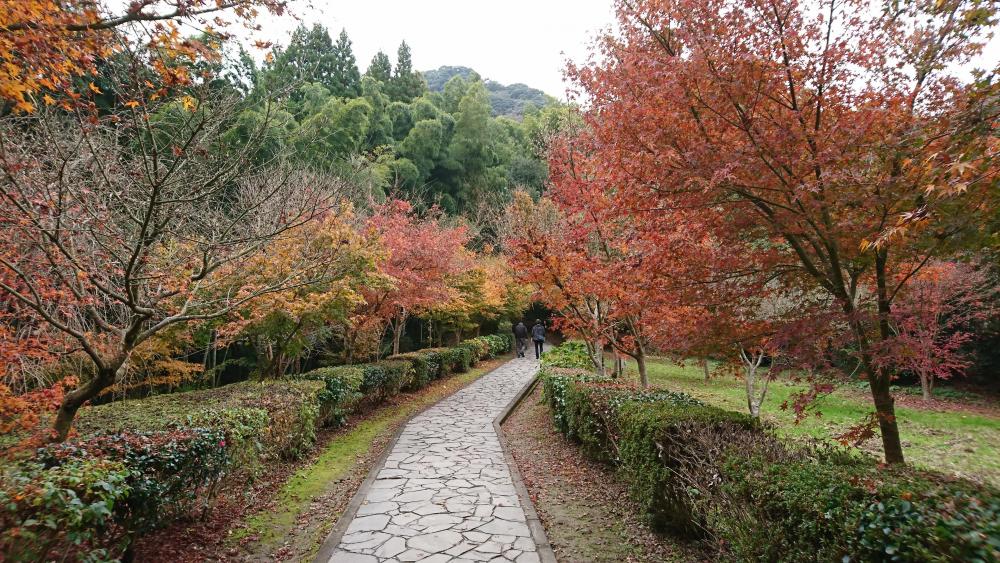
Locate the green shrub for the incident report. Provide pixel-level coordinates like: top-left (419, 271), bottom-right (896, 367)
top-left (386, 352), bottom-right (433, 390)
top-left (0, 458), bottom-right (131, 561)
top-left (488, 333), bottom-right (514, 355)
top-left (376, 360), bottom-right (414, 397)
top-left (539, 363), bottom-right (1000, 561)
top-left (542, 341), bottom-right (593, 369)
top-left (457, 339), bottom-right (488, 363)
top-left (38, 428), bottom-right (230, 538)
top-left (718, 452), bottom-right (1000, 562)
top-left (75, 379), bottom-right (324, 462)
top-left (360, 364), bottom-right (389, 399)
top-left (540, 366), bottom-right (603, 433)
top-left (421, 347), bottom-right (464, 376)
top-left (452, 346), bottom-right (473, 372)
top-left (296, 366), bottom-right (365, 427)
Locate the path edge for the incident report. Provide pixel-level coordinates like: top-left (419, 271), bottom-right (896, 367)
top-left (313, 360), bottom-right (509, 563)
top-left (494, 374), bottom-right (558, 563)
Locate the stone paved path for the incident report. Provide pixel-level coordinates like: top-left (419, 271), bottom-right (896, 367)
top-left (324, 357), bottom-right (543, 563)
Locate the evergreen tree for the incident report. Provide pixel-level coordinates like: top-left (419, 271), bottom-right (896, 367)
top-left (388, 41), bottom-right (427, 103)
top-left (264, 24), bottom-right (338, 95)
top-left (330, 28), bottom-right (362, 98)
top-left (366, 51), bottom-right (392, 83)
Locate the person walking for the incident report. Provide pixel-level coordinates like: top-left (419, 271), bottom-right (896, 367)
top-left (514, 321), bottom-right (529, 358)
top-left (511, 321), bottom-right (519, 358)
top-left (531, 319), bottom-right (546, 359)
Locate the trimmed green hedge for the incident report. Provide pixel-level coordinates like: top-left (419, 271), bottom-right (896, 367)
top-left (296, 366), bottom-right (365, 427)
top-left (539, 343), bottom-right (1000, 562)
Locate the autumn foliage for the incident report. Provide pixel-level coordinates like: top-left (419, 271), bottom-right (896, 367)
top-left (508, 0), bottom-right (1000, 464)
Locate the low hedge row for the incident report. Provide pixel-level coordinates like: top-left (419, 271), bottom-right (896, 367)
top-left (540, 347), bottom-right (1000, 562)
top-left (2, 333), bottom-right (514, 562)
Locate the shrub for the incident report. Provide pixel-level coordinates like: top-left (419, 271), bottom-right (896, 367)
top-left (718, 451), bottom-right (1000, 562)
top-left (360, 364), bottom-right (389, 400)
top-left (457, 339), bottom-right (489, 363)
top-left (487, 333), bottom-right (514, 356)
top-left (540, 366), bottom-right (603, 433)
top-left (452, 346), bottom-right (473, 372)
top-left (542, 340), bottom-right (593, 370)
top-left (421, 347), bottom-right (464, 376)
top-left (296, 366), bottom-right (365, 427)
top-left (539, 365), bottom-right (1000, 561)
top-left (37, 428), bottom-right (230, 537)
top-left (0, 458), bottom-right (131, 561)
top-left (376, 360), bottom-right (414, 397)
top-left (386, 352), bottom-right (433, 390)
top-left (75, 379), bottom-right (324, 462)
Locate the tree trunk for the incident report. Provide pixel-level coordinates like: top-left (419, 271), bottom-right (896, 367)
top-left (873, 249), bottom-right (905, 464)
top-left (920, 372), bottom-right (933, 402)
top-left (52, 365), bottom-right (118, 442)
top-left (740, 349), bottom-right (766, 419)
top-left (635, 351), bottom-right (648, 388)
top-left (701, 357), bottom-right (710, 381)
top-left (392, 309), bottom-right (407, 356)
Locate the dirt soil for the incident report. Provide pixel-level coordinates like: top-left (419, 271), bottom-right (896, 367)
top-left (502, 385), bottom-right (709, 563)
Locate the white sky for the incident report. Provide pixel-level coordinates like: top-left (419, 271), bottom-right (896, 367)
top-left (251, 0), bottom-right (617, 98)
top-left (241, 0), bottom-right (998, 99)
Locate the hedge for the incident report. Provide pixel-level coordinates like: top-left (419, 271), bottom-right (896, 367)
top-left (296, 366), bottom-right (365, 427)
top-left (540, 343), bottom-right (1000, 562)
top-left (75, 379), bottom-right (323, 462)
top-left (2, 334), bottom-right (514, 561)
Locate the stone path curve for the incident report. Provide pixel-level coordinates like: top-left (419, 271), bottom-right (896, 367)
top-left (321, 356), bottom-right (547, 563)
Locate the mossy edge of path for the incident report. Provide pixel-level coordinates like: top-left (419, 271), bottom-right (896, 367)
top-left (230, 357), bottom-right (508, 560)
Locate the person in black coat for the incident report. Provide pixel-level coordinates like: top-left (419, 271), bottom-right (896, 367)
top-left (514, 321), bottom-right (529, 358)
top-left (531, 319), bottom-right (546, 359)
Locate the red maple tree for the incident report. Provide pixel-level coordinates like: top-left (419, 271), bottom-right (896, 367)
top-left (553, 0), bottom-right (998, 463)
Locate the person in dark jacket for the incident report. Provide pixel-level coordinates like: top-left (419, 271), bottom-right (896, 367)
top-left (514, 321), bottom-right (529, 358)
top-left (511, 321), bottom-right (519, 358)
top-left (531, 319), bottom-right (546, 359)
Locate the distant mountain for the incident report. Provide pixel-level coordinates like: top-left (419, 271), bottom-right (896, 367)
top-left (422, 66), bottom-right (552, 118)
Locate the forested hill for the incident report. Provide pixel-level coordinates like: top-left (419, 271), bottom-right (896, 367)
top-left (423, 66), bottom-right (552, 118)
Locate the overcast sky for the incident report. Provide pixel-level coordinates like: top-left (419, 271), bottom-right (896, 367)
top-left (251, 0), bottom-right (617, 98)
top-left (245, 0), bottom-right (998, 99)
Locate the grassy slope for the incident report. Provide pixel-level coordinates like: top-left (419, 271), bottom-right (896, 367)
top-left (231, 358), bottom-right (507, 559)
top-left (638, 358), bottom-right (1000, 485)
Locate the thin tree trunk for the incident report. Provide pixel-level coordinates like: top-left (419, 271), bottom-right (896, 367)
top-left (392, 309), bottom-right (407, 356)
top-left (636, 351), bottom-right (648, 388)
top-left (740, 348), bottom-right (767, 418)
top-left (873, 250), bottom-right (906, 464)
top-left (701, 357), bottom-right (710, 381)
top-left (920, 372), bottom-right (933, 402)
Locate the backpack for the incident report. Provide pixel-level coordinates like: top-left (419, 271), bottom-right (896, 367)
top-left (531, 324), bottom-right (545, 341)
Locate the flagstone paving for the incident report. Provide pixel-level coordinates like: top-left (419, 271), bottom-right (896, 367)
top-left (323, 356), bottom-right (544, 563)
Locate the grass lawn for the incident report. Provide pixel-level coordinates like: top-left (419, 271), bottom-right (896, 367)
top-left (630, 357), bottom-right (1000, 485)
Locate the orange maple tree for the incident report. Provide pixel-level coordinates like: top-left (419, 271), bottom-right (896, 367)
top-left (0, 0), bottom-right (287, 112)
